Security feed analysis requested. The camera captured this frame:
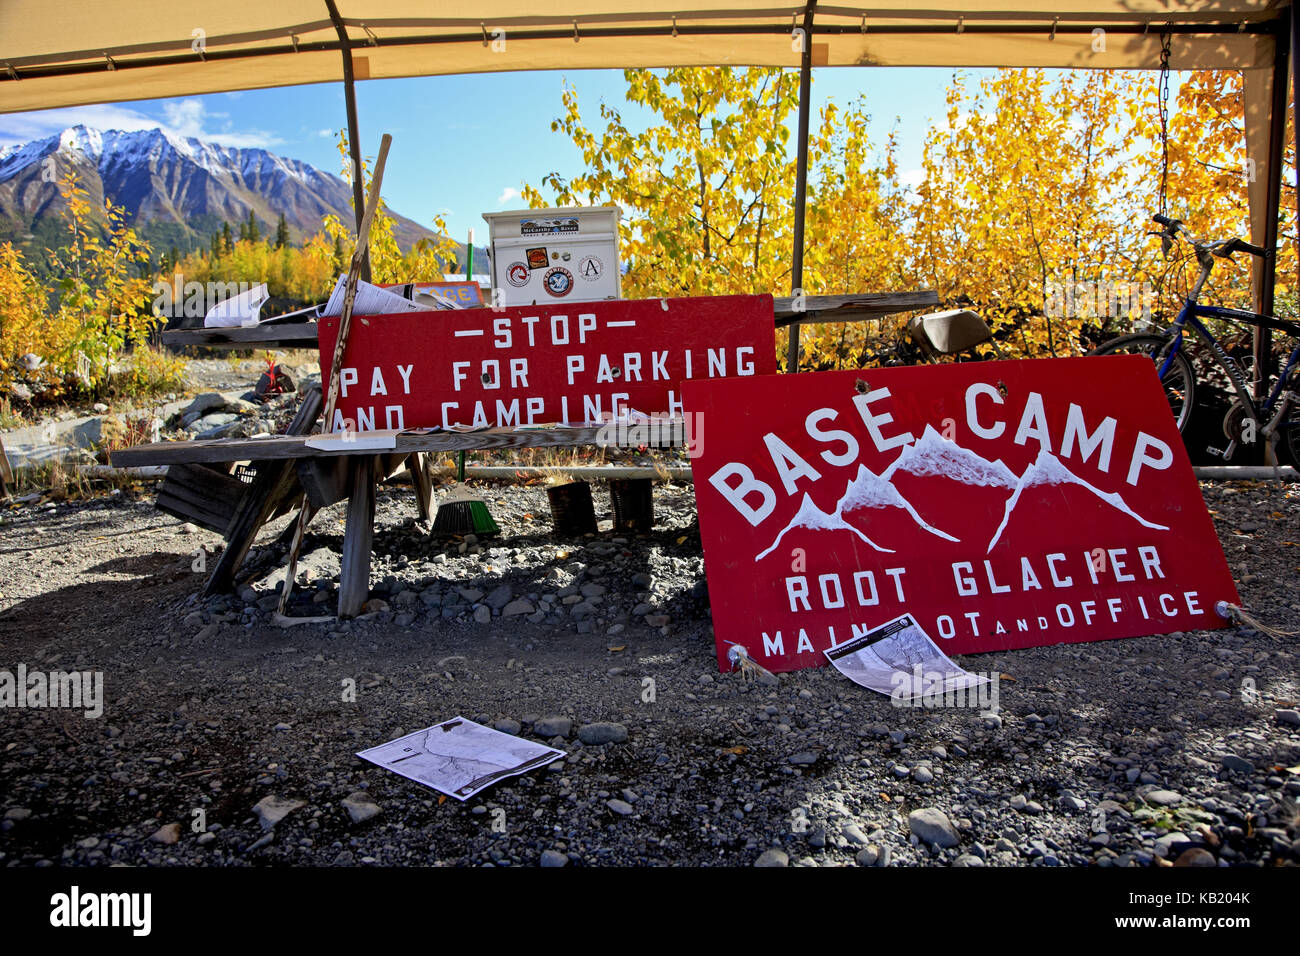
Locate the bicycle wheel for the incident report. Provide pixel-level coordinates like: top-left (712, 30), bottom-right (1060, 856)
top-left (1089, 334), bottom-right (1197, 433)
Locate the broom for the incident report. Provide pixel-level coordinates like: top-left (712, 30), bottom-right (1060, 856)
top-left (431, 450), bottom-right (499, 535)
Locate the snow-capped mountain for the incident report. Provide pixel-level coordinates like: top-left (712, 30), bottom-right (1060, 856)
top-left (835, 463), bottom-right (960, 541)
top-left (0, 125), bottom-right (440, 252)
top-left (985, 448), bottom-right (1169, 552)
top-left (756, 491), bottom-right (894, 561)
top-left (881, 424), bottom-right (1019, 487)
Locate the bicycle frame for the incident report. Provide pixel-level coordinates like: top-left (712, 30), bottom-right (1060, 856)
top-left (1158, 299), bottom-right (1300, 454)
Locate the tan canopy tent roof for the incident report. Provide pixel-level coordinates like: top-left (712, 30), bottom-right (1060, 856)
top-left (0, 2), bottom-right (1286, 107)
top-left (0, 1), bottom-right (1294, 350)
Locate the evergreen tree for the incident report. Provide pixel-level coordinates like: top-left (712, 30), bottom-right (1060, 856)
top-left (275, 213), bottom-right (290, 249)
top-left (221, 221), bottom-right (233, 254)
top-left (332, 234), bottom-right (344, 272)
top-left (210, 230), bottom-right (222, 259)
top-left (246, 209), bottom-right (260, 243)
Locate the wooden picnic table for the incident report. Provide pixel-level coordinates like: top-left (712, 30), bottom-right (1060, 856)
top-left (113, 419), bottom-right (686, 619)
top-left (161, 291), bottom-right (939, 350)
top-left (138, 288), bottom-right (938, 620)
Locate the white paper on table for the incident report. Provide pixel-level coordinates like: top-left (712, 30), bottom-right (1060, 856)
top-left (824, 613), bottom-right (989, 701)
top-left (357, 716), bottom-right (566, 801)
top-left (203, 282), bottom-right (269, 327)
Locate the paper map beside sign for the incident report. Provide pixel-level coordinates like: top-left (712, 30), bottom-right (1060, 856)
top-left (683, 356), bottom-right (1240, 673)
top-left (319, 294), bottom-right (775, 432)
top-left (825, 613), bottom-right (990, 700)
top-left (357, 716), bottom-right (565, 801)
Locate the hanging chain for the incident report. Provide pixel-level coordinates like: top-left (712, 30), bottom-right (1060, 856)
top-left (1157, 27), bottom-right (1172, 217)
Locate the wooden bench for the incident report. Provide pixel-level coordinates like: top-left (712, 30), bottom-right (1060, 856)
top-left (113, 418), bottom-right (667, 616)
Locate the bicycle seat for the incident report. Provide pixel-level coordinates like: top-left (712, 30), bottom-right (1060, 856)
top-left (908, 309), bottom-right (994, 355)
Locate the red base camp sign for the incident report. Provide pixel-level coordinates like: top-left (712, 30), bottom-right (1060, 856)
top-left (683, 356), bottom-right (1239, 673)
top-left (319, 295), bottom-right (775, 431)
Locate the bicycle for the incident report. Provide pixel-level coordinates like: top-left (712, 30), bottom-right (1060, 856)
top-left (1090, 213), bottom-right (1300, 467)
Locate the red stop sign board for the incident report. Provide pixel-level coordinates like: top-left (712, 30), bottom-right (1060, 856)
top-left (318, 294), bottom-right (775, 431)
top-left (683, 356), bottom-right (1239, 673)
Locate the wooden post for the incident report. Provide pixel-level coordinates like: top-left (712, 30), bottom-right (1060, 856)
top-left (408, 453), bottom-right (434, 522)
top-left (786, 0), bottom-right (817, 374)
top-left (338, 456), bottom-right (376, 618)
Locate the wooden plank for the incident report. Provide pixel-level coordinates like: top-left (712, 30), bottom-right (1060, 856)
top-left (295, 455), bottom-right (353, 509)
top-left (266, 472), bottom-right (306, 520)
top-left (160, 291), bottom-right (939, 352)
top-left (110, 421), bottom-right (672, 467)
top-left (202, 455), bottom-right (300, 596)
top-left (408, 452), bottom-right (434, 521)
top-left (201, 386), bottom-right (323, 596)
top-left (337, 456), bottom-right (376, 619)
top-left (162, 324), bottom-right (320, 351)
top-left (155, 462), bottom-right (246, 532)
top-left (295, 451), bottom-right (405, 509)
top-left (772, 291), bottom-right (939, 326)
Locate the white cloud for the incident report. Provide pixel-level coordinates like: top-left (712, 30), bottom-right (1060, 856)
top-left (160, 99), bottom-right (206, 138)
top-left (497, 186), bottom-right (520, 206)
top-left (161, 99), bottom-right (280, 148)
top-left (934, 109), bottom-right (977, 135)
top-left (899, 168), bottom-right (925, 190)
top-left (0, 98), bottom-right (280, 150)
top-left (317, 128), bottom-right (336, 138)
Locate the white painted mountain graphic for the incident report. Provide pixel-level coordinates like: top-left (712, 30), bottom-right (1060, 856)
top-left (836, 464), bottom-right (960, 542)
top-left (755, 490), bottom-right (894, 561)
top-left (881, 424), bottom-right (1020, 487)
top-left (751, 424), bottom-right (1168, 560)
top-left (985, 447), bottom-right (1170, 552)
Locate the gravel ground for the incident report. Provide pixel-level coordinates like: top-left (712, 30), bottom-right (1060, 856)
top-left (0, 477), bottom-right (1298, 868)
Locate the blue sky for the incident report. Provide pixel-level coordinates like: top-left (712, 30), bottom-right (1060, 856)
top-left (0, 67), bottom-right (961, 242)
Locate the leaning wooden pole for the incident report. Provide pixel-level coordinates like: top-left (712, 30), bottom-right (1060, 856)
top-left (276, 133), bottom-right (392, 621)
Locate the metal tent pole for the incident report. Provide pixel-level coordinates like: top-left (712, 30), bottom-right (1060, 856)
top-left (325, 0), bottom-right (371, 283)
top-left (1255, 10), bottom-right (1290, 406)
top-left (785, 0), bottom-right (817, 373)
